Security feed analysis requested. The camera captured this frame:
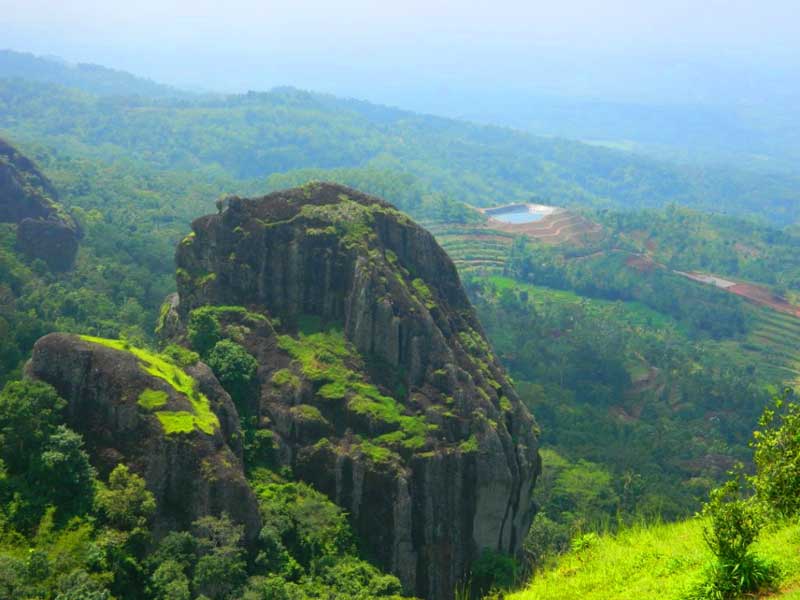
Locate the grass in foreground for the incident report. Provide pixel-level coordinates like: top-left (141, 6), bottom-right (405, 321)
top-left (506, 519), bottom-right (800, 600)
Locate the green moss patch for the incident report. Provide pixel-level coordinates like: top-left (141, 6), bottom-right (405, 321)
top-left (459, 434), bottom-right (479, 453)
top-left (155, 411), bottom-right (197, 435)
top-left (298, 198), bottom-right (378, 250)
top-left (79, 335), bottom-right (220, 436)
top-left (271, 368), bottom-right (300, 390)
top-left (137, 388), bottom-right (168, 410)
top-left (412, 278), bottom-right (437, 310)
top-left (290, 404), bottom-right (327, 423)
top-left (277, 329), bottom-right (435, 451)
top-left (355, 439), bottom-right (396, 464)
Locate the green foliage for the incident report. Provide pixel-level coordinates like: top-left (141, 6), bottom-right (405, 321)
top-left (188, 307), bottom-right (223, 356)
top-left (149, 559), bottom-right (191, 600)
top-left (684, 478), bottom-right (778, 599)
top-left (137, 388), bottom-right (168, 410)
top-left (0, 380), bottom-right (65, 473)
top-left (254, 479), bottom-right (353, 567)
top-left (242, 474), bottom-right (410, 599)
top-left (467, 275), bottom-right (770, 527)
top-left (277, 328), bottom-right (433, 451)
top-left (0, 381), bottom-right (96, 530)
top-left (470, 549), bottom-right (518, 596)
top-left (751, 389), bottom-right (800, 518)
top-left (411, 278), bottom-right (436, 310)
top-left (522, 513), bottom-right (570, 572)
top-left (506, 518), bottom-right (800, 600)
top-left (162, 344), bottom-right (200, 368)
top-left (192, 514), bottom-right (248, 600)
top-left (79, 335), bottom-right (220, 436)
top-left (95, 464), bottom-right (156, 531)
top-left (206, 339), bottom-right (258, 409)
top-left (33, 426), bottom-right (96, 522)
top-left (155, 411), bottom-right (198, 435)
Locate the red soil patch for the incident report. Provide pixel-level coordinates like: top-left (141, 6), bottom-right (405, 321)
top-left (727, 283), bottom-right (800, 317)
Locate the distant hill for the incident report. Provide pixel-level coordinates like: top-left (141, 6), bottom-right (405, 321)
top-left (0, 49), bottom-right (191, 98)
top-left (1, 72), bottom-right (800, 225)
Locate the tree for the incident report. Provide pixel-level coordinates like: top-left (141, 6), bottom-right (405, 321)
top-left (192, 514), bottom-right (247, 600)
top-left (188, 309), bottom-right (222, 356)
top-left (95, 464), bottom-right (156, 531)
top-left (150, 560), bottom-right (191, 600)
top-left (0, 381), bottom-right (66, 473)
top-left (206, 340), bottom-right (258, 408)
top-left (33, 426), bottom-right (96, 520)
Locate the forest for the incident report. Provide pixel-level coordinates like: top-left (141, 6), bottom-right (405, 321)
top-left (1, 50), bottom-right (800, 600)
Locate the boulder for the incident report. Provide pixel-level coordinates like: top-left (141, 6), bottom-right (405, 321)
top-left (27, 333), bottom-right (261, 543)
top-left (0, 137), bottom-right (81, 271)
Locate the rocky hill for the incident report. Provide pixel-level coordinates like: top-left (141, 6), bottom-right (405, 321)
top-left (0, 137), bottom-right (81, 271)
top-left (161, 182), bottom-right (541, 599)
top-left (26, 332), bottom-right (261, 542)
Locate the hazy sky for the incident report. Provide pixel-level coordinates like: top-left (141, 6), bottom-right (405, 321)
top-left (1, 0), bottom-right (798, 108)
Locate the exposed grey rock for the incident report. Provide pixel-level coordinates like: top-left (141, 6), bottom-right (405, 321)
top-left (26, 332), bottom-right (261, 543)
top-left (170, 182), bottom-right (541, 599)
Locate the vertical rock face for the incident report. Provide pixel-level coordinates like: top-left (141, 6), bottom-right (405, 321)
top-left (0, 137), bottom-right (81, 271)
top-left (27, 333), bottom-right (261, 543)
top-left (169, 183), bottom-right (541, 600)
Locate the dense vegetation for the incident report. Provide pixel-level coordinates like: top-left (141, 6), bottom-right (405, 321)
top-left (465, 277), bottom-right (767, 526)
top-left (508, 390), bottom-right (800, 600)
top-left (0, 365), bottom-right (414, 600)
top-left (2, 54), bottom-right (800, 599)
top-left (2, 65), bottom-right (800, 223)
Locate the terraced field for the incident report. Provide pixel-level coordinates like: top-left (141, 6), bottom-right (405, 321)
top-left (745, 307), bottom-right (800, 385)
top-left (422, 222), bottom-right (515, 273)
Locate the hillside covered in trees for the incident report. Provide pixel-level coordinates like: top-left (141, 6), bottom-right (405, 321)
top-left (1, 51), bottom-right (799, 600)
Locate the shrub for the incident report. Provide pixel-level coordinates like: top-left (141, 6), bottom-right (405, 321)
top-left (684, 477), bottom-right (778, 600)
top-left (522, 513), bottom-right (571, 572)
top-left (206, 340), bottom-right (258, 409)
top-left (751, 389), bottom-right (800, 518)
top-left (188, 308), bottom-right (222, 356)
top-left (470, 548), bottom-right (518, 596)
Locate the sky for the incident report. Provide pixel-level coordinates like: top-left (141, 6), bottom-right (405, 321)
top-left (1, 0), bottom-right (798, 109)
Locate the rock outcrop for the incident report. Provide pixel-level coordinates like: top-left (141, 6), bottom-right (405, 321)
top-left (27, 333), bottom-right (261, 542)
top-left (167, 183), bottom-right (540, 599)
top-left (0, 137), bottom-right (81, 271)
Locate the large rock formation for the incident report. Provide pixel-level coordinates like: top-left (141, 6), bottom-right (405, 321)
top-left (27, 333), bottom-right (261, 542)
top-left (0, 137), bottom-right (81, 271)
top-left (166, 183), bottom-right (540, 599)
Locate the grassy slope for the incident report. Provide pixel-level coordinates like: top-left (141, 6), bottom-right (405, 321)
top-left (507, 519), bottom-right (800, 600)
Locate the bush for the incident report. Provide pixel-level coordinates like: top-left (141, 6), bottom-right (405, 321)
top-left (523, 513), bottom-right (570, 572)
top-left (751, 389), bottom-right (800, 518)
top-left (684, 478), bottom-right (778, 600)
top-left (470, 548), bottom-right (518, 596)
top-left (206, 340), bottom-right (258, 409)
top-left (188, 308), bottom-right (222, 356)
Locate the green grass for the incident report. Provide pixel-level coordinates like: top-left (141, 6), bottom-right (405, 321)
top-left (79, 335), bottom-right (220, 436)
top-left (506, 519), bottom-right (800, 600)
top-left (137, 388), bottom-right (168, 410)
top-left (412, 278), bottom-right (437, 310)
top-left (155, 411), bottom-right (197, 435)
top-left (277, 328), bottom-right (434, 450)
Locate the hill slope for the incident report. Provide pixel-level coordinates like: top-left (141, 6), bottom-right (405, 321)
top-left (1, 69), bottom-right (799, 224)
top-left (508, 518), bottom-right (800, 600)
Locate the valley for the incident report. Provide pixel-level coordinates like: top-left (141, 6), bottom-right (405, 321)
top-left (0, 49), bottom-right (799, 600)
